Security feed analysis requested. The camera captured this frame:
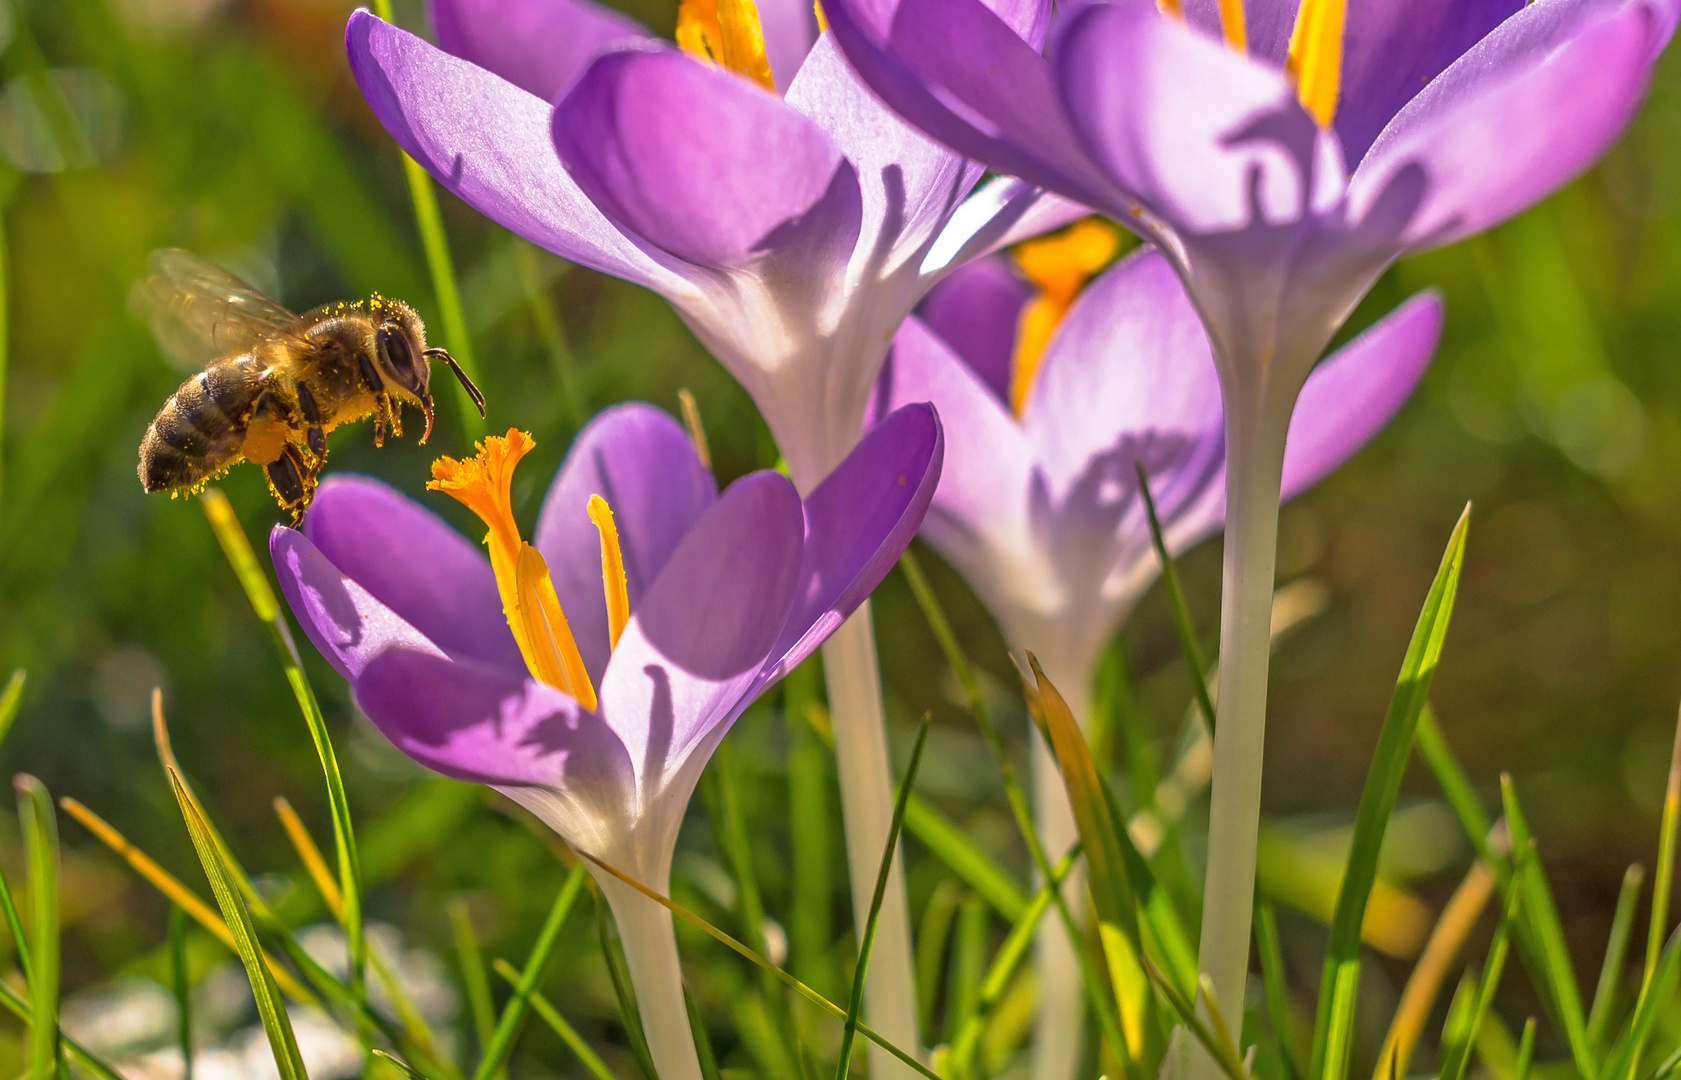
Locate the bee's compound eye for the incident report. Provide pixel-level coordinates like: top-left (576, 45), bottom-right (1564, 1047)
top-left (377, 325), bottom-right (420, 386)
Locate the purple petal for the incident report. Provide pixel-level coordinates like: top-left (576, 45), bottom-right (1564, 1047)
top-left (784, 35), bottom-right (981, 272)
top-left (533, 403), bottom-right (718, 685)
top-left (428, 0), bottom-right (651, 102)
top-left (1281, 291), bottom-right (1443, 497)
top-left (300, 475), bottom-right (520, 671)
top-left (601, 470), bottom-right (806, 782)
top-left (870, 319), bottom-right (1033, 586)
top-left (1352, 0), bottom-right (1672, 251)
top-left (345, 12), bottom-right (693, 293)
top-left (914, 255), bottom-right (1030, 405)
top-left (1055, 2), bottom-right (1327, 235)
top-left (354, 647), bottom-right (636, 810)
top-left (270, 527), bottom-right (450, 683)
top-left (755, 0), bottom-right (820, 90)
top-left (1022, 248), bottom-right (1224, 505)
top-left (820, 0), bottom-right (1114, 207)
top-left (553, 46), bottom-right (862, 269)
top-left (763, 402), bottom-right (944, 682)
top-left (1333, 0), bottom-right (1522, 165)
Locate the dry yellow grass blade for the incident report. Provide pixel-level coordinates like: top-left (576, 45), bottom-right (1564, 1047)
top-left (1373, 860), bottom-right (1498, 1080)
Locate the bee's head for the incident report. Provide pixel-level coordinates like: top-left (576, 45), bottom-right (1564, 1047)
top-left (368, 298), bottom-right (485, 444)
top-left (372, 301), bottom-right (431, 405)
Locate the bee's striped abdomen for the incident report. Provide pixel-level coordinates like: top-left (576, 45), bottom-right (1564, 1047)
top-left (138, 359), bottom-right (262, 493)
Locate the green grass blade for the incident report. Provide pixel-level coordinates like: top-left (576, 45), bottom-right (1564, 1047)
top-left (449, 898), bottom-right (496, 1070)
top-left (15, 776), bottom-right (57, 1080)
top-left (785, 660), bottom-right (838, 998)
top-left (595, 883), bottom-right (660, 1080)
top-left (167, 768), bottom-right (308, 1080)
top-left (946, 893), bottom-right (989, 1046)
top-left (1647, 704), bottom-right (1681, 994)
top-left (1515, 1019), bottom-right (1537, 1080)
top-left (915, 878), bottom-right (964, 1034)
top-left (1589, 864), bottom-right (1646, 1048)
top-left (948, 848), bottom-right (1079, 1079)
top-left (1439, 970), bottom-right (1478, 1063)
top-left (1135, 463), bottom-right (1215, 735)
top-left (1439, 850), bottom-right (1524, 1080)
top-left (0, 852), bottom-right (31, 987)
top-left (491, 959), bottom-right (617, 1080)
top-left (1255, 900), bottom-right (1297, 1080)
top-left (904, 797), bottom-right (1029, 921)
top-left (200, 490), bottom-right (366, 1000)
top-left (1414, 708), bottom-right (1495, 863)
top-left (170, 905), bottom-right (193, 1080)
top-left (834, 712), bottom-right (933, 1080)
top-left (687, 980), bottom-right (723, 1080)
top-left (372, 1051), bottom-right (432, 1080)
top-left (1308, 504), bottom-right (1470, 1080)
top-left (475, 863), bottom-right (589, 1080)
top-left (0, 671), bottom-right (24, 746)
top-left (1603, 925), bottom-right (1681, 1080)
top-left (364, 0), bottom-right (484, 437)
top-left (1501, 775), bottom-right (1597, 1080)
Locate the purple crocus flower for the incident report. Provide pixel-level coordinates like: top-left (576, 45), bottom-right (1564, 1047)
top-left (872, 246), bottom-right (1439, 1077)
top-left (878, 247), bottom-right (1441, 711)
top-left (269, 402), bottom-right (941, 1080)
top-left (823, 0), bottom-right (1676, 1039)
top-left (347, 0), bottom-right (1062, 488)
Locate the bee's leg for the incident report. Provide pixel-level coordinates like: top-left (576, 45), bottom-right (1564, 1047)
top-left (295, 383), bottom-right (328, 461)
top-left (372, 396), bottom-right (388, 449)
top-left (388, 398), bottom-right (404, 440)
top-left (265, 442), bottom-right (315, 523)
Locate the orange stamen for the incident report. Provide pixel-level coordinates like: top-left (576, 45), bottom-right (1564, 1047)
top-left (1009, 220), bottom-right (1120, 416)
top-left (677, 0), bottom-right (776, 90)
top-left (430, 429), bottom-right (598, 709)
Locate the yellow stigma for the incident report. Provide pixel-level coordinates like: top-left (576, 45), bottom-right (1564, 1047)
top-left (1285, 0), bottom-right (1344, 126)
top-left (429, 430), bottom-right (597, 711)
top-left (677, 0), bottom-right (776, 90)
top-left (1009, 219), bottom-right (1119, 417)
top-left (588, 495), bottom-right (631, 650)
top-left (814, 0), bottom-right (828, 33)
top-left (1216, 0), bottom-right (1246, 50)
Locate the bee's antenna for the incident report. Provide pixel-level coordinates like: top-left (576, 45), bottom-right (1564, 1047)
top-left (426, 348), bottom-right (486, 418)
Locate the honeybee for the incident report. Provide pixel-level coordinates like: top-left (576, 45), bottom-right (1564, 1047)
top-left (135, 249), bottom-right (486, 523)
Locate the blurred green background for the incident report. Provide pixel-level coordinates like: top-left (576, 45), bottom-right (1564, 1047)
top-left (3, 0), bottom-right (1681, 1072)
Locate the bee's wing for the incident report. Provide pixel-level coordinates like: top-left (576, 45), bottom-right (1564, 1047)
top-left (133, 248), bottom-right (304, 371)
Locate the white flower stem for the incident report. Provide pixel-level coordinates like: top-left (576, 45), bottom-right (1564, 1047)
top-left (1031, 652), bottom-right (1093, 1080)
top-left (596, 873), bottom-right (706, 1080)
top-left (822, 603), bottom-right (924, 1079)
top-left (1191, 392), bottom-right (1291, 1080)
